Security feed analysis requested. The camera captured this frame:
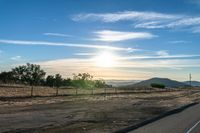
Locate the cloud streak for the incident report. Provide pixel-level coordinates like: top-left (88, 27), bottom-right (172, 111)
top-left (10, 55), bottom-right (22, 61)
top-left (73, 11), bottom-right (200, 32)
top-left (0, 39), bottom-right (136, 52)
top-left (119, 54), bottom-right (200, 60)
top-left (93, 30), bottom-right (156, 42)
top-left (72, 11), bottom-right (179, 22)
top-left (168, 40), bottom-right (190, 44)
top-left (43, 33), bottom-right (72, 37)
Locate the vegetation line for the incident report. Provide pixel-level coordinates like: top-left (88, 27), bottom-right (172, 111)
top-left (0, 63), bottom-right (110, 97)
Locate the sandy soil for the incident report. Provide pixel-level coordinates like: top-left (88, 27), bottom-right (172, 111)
top-left (0, 88), bottom-right (200, 133)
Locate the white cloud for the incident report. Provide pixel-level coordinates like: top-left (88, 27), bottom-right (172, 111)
top-left (94, 30), bottom-right (156, 42)
top-left (72, 11), bottom-right (179, 22)
top-left (73, 11), bottom-right (200, 33)
top-left (43, 33), bottom-right (72, 37)
top-left (156, 50), bottom-right (169, 56)
top-left (74, 53), bottom-right (96, 56)
top-left (167, 17), bottom-right (200, 28)
top-left (135, 17), bottom-right (200, 31)
top-left (134, 21), bottom-right (168, 29)
top-left (0, 39), bottom-right (136, 52)
top-left (119, 54), bottom-right (200, 60)
top-left (11, 55), bottom-right (22, 61)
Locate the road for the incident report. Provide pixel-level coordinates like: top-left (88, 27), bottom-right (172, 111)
top-left (129, 103), bottom-right (200, 133)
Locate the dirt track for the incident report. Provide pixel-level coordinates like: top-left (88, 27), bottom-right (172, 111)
top-left (0, 90), bottom-right (200, 133)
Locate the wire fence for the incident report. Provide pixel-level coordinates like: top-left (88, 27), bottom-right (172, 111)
top-left (0, 84), bottom-right (195, 98)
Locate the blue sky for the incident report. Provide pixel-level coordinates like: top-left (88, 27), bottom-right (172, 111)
top-left (0, 0), bottom-right (200, 81)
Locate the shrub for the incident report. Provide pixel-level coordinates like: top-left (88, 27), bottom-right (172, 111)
top-left (150, 83), bottom-right (165, 89)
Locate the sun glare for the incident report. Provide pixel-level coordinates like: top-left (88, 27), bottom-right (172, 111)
top-left (93, 51), bottom-right (118, 68)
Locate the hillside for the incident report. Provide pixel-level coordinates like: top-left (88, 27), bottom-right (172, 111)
top-left (126, 77), bottom-right (188, 88)
top-left (183, 81), bottom-right (200, 87)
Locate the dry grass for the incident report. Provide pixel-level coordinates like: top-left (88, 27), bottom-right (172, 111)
top-left (0, 85), bottom-right (199, 133)
top-left (0, 84), bottom-right (192, 97)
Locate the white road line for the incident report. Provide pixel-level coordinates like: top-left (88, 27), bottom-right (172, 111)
top-left (186, 119), bottom-right (200, 133)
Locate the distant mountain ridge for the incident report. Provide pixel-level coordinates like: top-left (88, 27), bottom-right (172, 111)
top-left (183, 81), bottom-right (200, 87)
top-left (126, 77), bottom-right (188, 88)
top-left (106, 80), bottom-right (140, 87)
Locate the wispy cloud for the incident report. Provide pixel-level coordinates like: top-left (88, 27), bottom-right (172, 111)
top-left (168, 40), bottom-right (190, 44)
top-left (156, 50), bottom-right (169, 56)
top-left (93, 30), bottom-right (156, 42)
top-left (43, 33), bottom-right (72, 37)
top-left (116, 50), bottom-right (200, 60)
top-left (11, 55), bottom-right (22, 61)
top-left (73, 11), bottom-right (200, 33)
top-left (188, 0), bottom-right (200, 6)
top-left (74, 53), bottom-right (96, 56)
top-left (0, 39), bottom-right (136, 52)
top-left (191, 26), bottom-right (200, 33)
top-left (119, 54), bottom-right (200, 60)
top-left (72, 11), bottom-right (179, 22)
top-left (135, 16), bottom-right (200, 30)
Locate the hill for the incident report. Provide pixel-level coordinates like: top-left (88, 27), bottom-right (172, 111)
top-left (126, 77), bottom-right (188, 88)
top-left (183, 81), bottom-right (200, 87)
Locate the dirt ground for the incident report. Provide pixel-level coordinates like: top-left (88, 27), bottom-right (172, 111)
top-left (0, 88), bottom-right (200, 133)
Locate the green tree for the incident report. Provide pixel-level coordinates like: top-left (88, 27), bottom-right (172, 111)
top-left (12, 63), bottom-right (46, 96)
top-left (54, 74), bottom-right (63, 96)
top-left (0, 71), bottom-right (14, 84)
top-left (12, 65), bottom-right (27, 84)
top-left (46, 75), bottom-right (55, 87)
top-left (62, 78), bottom-right (71, 86)
top-left (72, 73), bottom-right (95, 94)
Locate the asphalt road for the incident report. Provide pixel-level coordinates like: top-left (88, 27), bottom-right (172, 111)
top-left (130, 103), bottom-right (200, 133)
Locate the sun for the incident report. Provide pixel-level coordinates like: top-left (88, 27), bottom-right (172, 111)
top-left (93, 51), bottom-right (118, 68)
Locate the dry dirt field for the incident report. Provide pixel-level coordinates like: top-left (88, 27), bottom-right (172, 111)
top-left (0, 86), bottom-right (200, 133)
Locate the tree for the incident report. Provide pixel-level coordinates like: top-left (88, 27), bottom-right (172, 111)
top-left (46, 75), bottom-right (55, 87)
top-left (0, 71), bottom-right (14, 84)
top-left (95, 79), bottom-right (106, 88)
top-left (62, 78), bottom-right (71, 86)
top-left (12, 65), bottom-right (27, 84)
top-left (151, 83), bottom-right (165, 89)
top-left (54, 74), bottom-right (63, 96)
top-left (72, 73), bottom-right (95, 95)
top-left (12, 63), bottom-right (46, 96)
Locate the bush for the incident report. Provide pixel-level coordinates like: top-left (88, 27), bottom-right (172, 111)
top-left (151, 83), bottom-right (165, 89)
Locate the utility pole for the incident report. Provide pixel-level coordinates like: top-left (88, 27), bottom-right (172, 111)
top-left (189, 74), bottom-right (192, 87)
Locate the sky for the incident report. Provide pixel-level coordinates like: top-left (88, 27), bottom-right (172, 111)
top-left (0, 0), bottom-right (200, 81)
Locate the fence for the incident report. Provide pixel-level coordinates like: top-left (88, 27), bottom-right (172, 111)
top-left (0, 84), bottom-right (194, 98)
